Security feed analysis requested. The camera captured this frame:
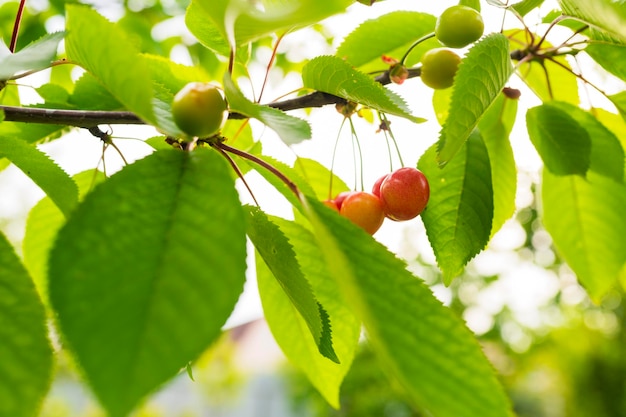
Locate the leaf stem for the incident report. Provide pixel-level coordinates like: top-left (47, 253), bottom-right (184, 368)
top-left (217, 142), bottom-right (301, 199)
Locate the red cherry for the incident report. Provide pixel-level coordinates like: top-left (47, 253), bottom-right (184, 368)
top-left (372, 174), bottom-right (389, 198)
top-left (379, 167), bottom-right (430, 221)
top-left (334, 191), bottom-right (352, 210)
top-left (339, 192), bottom-right (385, 235)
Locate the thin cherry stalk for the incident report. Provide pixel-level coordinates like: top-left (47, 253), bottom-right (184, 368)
top-left (217, 142), bottom-right (300, 198)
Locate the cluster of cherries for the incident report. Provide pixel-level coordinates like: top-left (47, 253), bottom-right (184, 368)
top-left (323, 167), bottom-right (430, 235)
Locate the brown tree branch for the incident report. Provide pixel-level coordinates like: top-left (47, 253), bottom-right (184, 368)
top-left (0, 68), bottom-right (422, 127)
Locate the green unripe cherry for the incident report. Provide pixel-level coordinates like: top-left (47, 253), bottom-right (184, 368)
top-left (172, 82), bottom-right (228, 137)
top-left (435, 5), bottom-right (484, 49)
top-left (420, 48), bottom-right (461, 90)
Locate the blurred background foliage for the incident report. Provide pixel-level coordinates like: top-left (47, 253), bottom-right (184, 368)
top-left (2, 0), bottom-right (625, 416)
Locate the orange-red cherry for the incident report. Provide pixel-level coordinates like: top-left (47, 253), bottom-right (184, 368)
top-left (339, 191), bottom-right (385, 235)
top-left (379, 167), bottom-right (430, 221)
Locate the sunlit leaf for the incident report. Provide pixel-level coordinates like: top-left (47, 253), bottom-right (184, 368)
top-left (257, 216), bottom-right (360, 407)
top-left (526, 102), bottom-right (591, 176)
top-left (0, 136), bottom-right (78, 217)
top-left (437, 34), bottom-right (513, 165)
top-left (303, 198), bottom-right (513, 417)
top-left (23, 170), bottom-right (104, 303)
top-left (549, 101), bottom-right (624, 182)
top-left (420, 132), bottom-right (493, 283)
top-left (190, 0), bottom-right (351, 47)
top-left (245, 206), bottom-right (338, 363)
top-left (0, 32), bottom-right (64, 80)
top-left (336, 11), bottom-right (436, 67)
top-left (302, 56), bottom-right (424, 123)
top-left (0, 232), bottom-right (53, 417)
top-left (478, 94), bottom-right (518, 238)
top-left (65, 5), bottom-right (155, 123)
top-left (543, 170), bottom-right (626, 300)
top-left (49, 149), bottom-right (246, 417)
top-left (558, 0), bottom-right (626, 43)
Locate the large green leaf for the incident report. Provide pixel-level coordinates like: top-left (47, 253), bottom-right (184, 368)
top-left (478, 94), bottom-right (518, 238)
top-left (223, 73), bottom-right (311, 144)
top-left (65, 5), bottom-right (155, 124)
top-left (437, 34), bottom-right (513, 166)
top-left (542, 170), bottom-right (626, 300)
top-left (303, 198), bottom-right (513, 417)
top-left (0, 32), bottom-right (64, 80)
top-left (190, 0), bottom-right (352, 48)
top-left (558, 0), bottom-right (626, 43)
top-left (302, 56), bottom-right (424, 123)
top-left (257, 216), bottom-right (359, 407)
top-left (336, 11), bottom-right (436, 67)
top-left (549, 101), bottom-right (624, 182)
top-left (526, 103), bottom-right (591, 176)
top-left (49, 149), bottom-right (247, 417)
top-left (0, 232), bottom-right (53, 417)
top-left (512, 0), bottom-right (545, 16)
top-left (419, 132), bottom-right (494, 284)
top-left (245, 206), bottom-right (337, 363)
top-left (0, 136), bottom-right (78, 217)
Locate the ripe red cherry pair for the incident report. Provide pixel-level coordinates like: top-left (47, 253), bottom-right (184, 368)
top-left (324, 167), bottom-right (430, 235)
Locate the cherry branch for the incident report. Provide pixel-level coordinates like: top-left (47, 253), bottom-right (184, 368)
top-left (0, 68), bottom-right (421, 127)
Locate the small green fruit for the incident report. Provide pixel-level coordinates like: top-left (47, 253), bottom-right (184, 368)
top-left (172, 82), bottom-right (228, 137)
top-left (435, 5), bottom-right (484, 48)
top-left (420, 48), bottom-right (461, 90)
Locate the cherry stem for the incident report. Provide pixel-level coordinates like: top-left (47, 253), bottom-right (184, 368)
top-left (9, 0), bottom-right (27, 53)
top-left (348, 117), bottom-right (364, 191)
top-left (400, 32), bottom-right (436, 65)
top-left (328, 117), bottom-right (347, 199)
top-left (379, 112), bottom-right (404, 168)
top-left (214, 144), bottom-right (260, 206)
top-left (258, 33), bottom-right (286, 103)
top-left (217, 142), bottom-right (301, 199)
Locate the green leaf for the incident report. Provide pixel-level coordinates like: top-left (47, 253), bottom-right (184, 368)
top-left (526, 103), bottom-right (591, 176)
top-left (245, 206), bottom-right (338, 363)
top-left (549, 102), bottom-right (624, 182)
top-left (190, 0), bottom-right (352, 48)
top-left (185, 2), bottom-right (232, 58)
top-left (0, 119), bottom-right (68, 145)
top-left (65, 5), bottom-right (155, 123)
top-left (478, 94), bottom-right (518, 238)
top-left (336, 11), bottom-right (436, 67)
top-left (542, 170), bottom-right (626, 300)
top-left (69, 73), bottom-right (124, 111)
top-left (223, 73), bottom-right (311, 144)
top-left (303, 198), bottom-right (513, 417)
top-left (419, 132), bottom-right (493, 283)
top-left (512, 0), bottom-right (545, 16)
top-left (585, 30), bottom-right (626, 83)
top-left (0, 232), bottom-right (53, 417)
top-left (294, 157), bottom-right (350, 200)
top-left (459, 0), bottom-right (481, 11)
top-left (257, 217), bottom-right (360, 407)
top-left (49, 149), bottom-right (247, 417)
top-left (558, 0), bottom-right (626, 43)
top-left (0, 32), bottom-right (64, 80)
top-left (23, 170), bottom-right (104, 304)
top-left (0, 136), bottom-right (78, 217)
top-left (437, 34), bottom-right (513, 166)
top-left (302, 56), bottom-right (424, 123)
